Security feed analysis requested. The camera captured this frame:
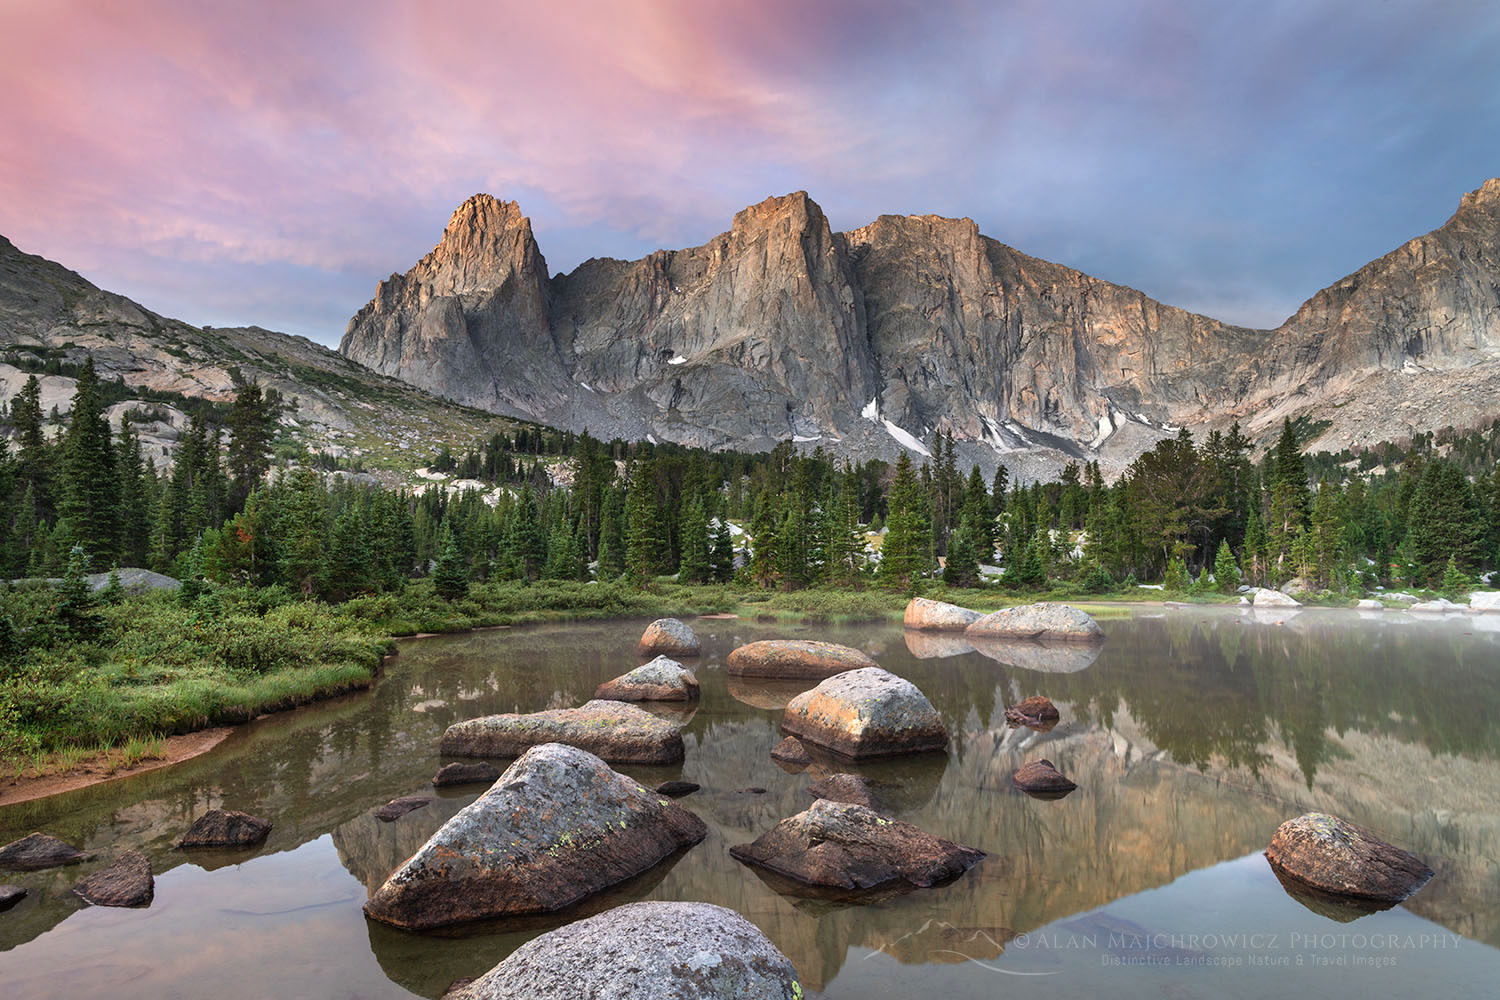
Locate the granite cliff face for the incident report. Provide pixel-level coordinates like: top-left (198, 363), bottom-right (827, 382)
top-left (337, 179), bottom-right (1500, 473)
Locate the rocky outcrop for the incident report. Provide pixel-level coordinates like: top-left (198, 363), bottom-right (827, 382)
top-left (729, 800), bottom-right (984, 894)
top-left (594, 656), bottom-right (699, 702)
top-left (447, 902), bottom-right (803, 999)
top-left (73, 850), bottom-right (153, 908)
top-left (374, 796), bottom-right (432, 822)
top-left (1265, 813), bottom-right (1434, 904)
top-left (178, 809), bottom-right (273, 848)
top-left (1012, 759), bottom-right (1077, 797)
top-left (770, 736), bottom-right (812, 769)
top-left (966, 603), bottom-right (1104, 642)
top-left (1004, 696), bottom-right (1061, 731)
top-left (781, 667), bottom-right (948, 759)
top-left (0, 833), bottom-right (87, 871)
top-left (363, 744), bottom-right (707, 930)
top-left (636, 618), bottom-right (701, 658)
top-left (432, 761), bottom-right (502, 786)
top-left (440, 699), bottom-right (685, 764)
top-left (726, 639), bottom-right (878, 680)
top-left (1253, 589), bottom-right (1302, 609)
top-left (903, 598), bottom-right (982, 631)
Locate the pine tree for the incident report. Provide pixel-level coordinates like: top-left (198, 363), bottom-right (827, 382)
top-left (10, 375), bottom-right (52, 524)
top-left (748, 489), bottom-right (780, 588)
top-left (962, 465), bottom-right (994, 561)
top-left (1441, 554), bottom-right (1469, 600)
top-left (597, 485), bottom-right (626, 580)
top-left (776, 495), bottom-right (810, 588)
top-left (277, 467), bottom-right (327, 595)
top-left (942, 514), bottom-right (980, 588)
top-left (178, 535), bottom-right (206, 608)
top-left (432, 522), bottom-right (470, 599)
top-left (101, 569), bottom-right (125, 606)
top-left (1268, 419), bottom-right (1311, 575)
top-left (1163, 556), bottom-right (1190, 592)
top-left (710, 502), bottom-right (736, 582)
top-left (1242, 502), bottom-right (1268, 587)
top-left (227, 378), bottom-right (276, 513)
top-left (879, 452), bottom-right (929, 589)
top-left (1406, 459), bottom-right (1486, 585)
top-left (677, 496), bottom-right (711, 584)
top-left (56, 543), bottom-right (102, 638)
top-left (1213, 539), bottom-right (1240, 594)
top-left (116, 424), bottom-right (152, 567)
top-left (58, 357), bottom-right (121, 567)
top-left (623, 460), bottom-right (664, 583)
top-left (511, 487), bottom-right (547, 581)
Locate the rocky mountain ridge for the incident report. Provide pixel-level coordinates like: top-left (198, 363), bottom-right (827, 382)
top-left (341, 179), bottom-right (1500, 477)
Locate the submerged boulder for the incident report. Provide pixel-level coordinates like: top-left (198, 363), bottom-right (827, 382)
top-left (0, 833), bottom-right (86, 871)
top-left (1265, 813), bottom-right (1434, 903)
top-left (730, 800), bottom-right (983, 893)
top-left (806, 773), bottom-right (880, 810)
top-left (903, 598), bottom-right (983, 631)
top-left (433, 761), bottom-right (502, 787)
top-left (374, 796), bottom-right (432, 822)
top-left (1004, 696), bottom-right (1061, 730)
top-left (781, 668), bottom-right (948, 759)
top-left (769, 736), bottom-right (812, 769)
top-left (448, 901), bottom-right (802, 999)
top-left (726, 639), bottom-right (878, 680)
top-left (0, 885), bottom-right (27, 912)
top-left (655, 780), bottom-right (700, 798)
top-left (1252, 589), bottom-right (1301, 609)
top-left (966, 603), bottom-right (1103, 642)
top-left (595, 656), bottom-right (700, 702)
top-left (1012, 759), bottom-right (1077, 797)
top-left (178, 809), bottom-right (273, 848)
top-left (441, 700), bottom-right (685, 765)
top-left (74, 850), bottom-right (154, 907)
top-left (636, 618), bottom-right (701, 658)
top-left (364, 744), bottom-right (708, 930)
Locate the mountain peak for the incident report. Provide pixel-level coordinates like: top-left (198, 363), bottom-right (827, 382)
top-left (731, 191), bottom-right (824, 231)
top-left (1458, 177), bottom-right (1500, 214)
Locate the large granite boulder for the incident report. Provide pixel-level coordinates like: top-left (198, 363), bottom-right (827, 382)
top-left (730, 800), bottom-right (983, 893)
top-left (73, 850), bottom-right (154, 907)
top-left (636, 618), bottom-right (701, 658)
top-left (781, 667), bottom-right (947, 759)
top-left (1253, 588), bottom-right (1302, 608)
top-left (1012, 759), bottom-right (1077, 797)
top-left (448, 901), bottom-right (802, 999)
top-left (965, 603), bottom-right (1103, 642)
top-left (595, 656), bottom-right (700, 702)
top-left (1004, 696), bottom-right (1060, 731)
top-left (441, 700), bottom-right (684, 765)
top-left (178, 809), bottom-right (273, 848)
top-left (903, 598), bottom-right (983, 631)
top-left (726, 639), bottom-right (878, 680)
top-left (1410, 597), bottom-right (1464, 612)
top-left (364, 744), bottom-right (708, 930)
top-left (433, 761), bottom-right (502, 787)
top-left (1470, 591), bottom-right (1500, 611)
top-left (0, 833), bottom-right (86, 871)
top-left (1264, 813), bottom-right (1434, 903)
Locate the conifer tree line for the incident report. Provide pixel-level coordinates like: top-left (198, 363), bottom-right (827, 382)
top-left (4, 362), bottom-right (1498, 599)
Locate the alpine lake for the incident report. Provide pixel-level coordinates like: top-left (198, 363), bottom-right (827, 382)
top-left (2, 605), bottom-right (1499, 998)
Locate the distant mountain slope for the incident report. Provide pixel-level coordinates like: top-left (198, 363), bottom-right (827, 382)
top-left (0, 234), bottom-right (514, 473)
top-left (340, 179), bottom-right (1500, 476)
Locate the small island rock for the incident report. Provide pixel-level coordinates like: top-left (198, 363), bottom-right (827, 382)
top-left (782, 667), bottom-right (948, 759)
top-left (903, 598), bottom-right (983, 631)
top-left (0, 833), bottom-right (87, 871)
top-left (441, 700), bottom-right (685, 765)
top-left (375, 796), bottom-right (432, 822)
top-left (636, 618), bottom-right (701, 658)
top-left (966, 603), bottom-right (1104, 642)
top-left (595, 656), bottom-right (700, 702)
top-left (74, 850), bottom-right (154, 907)
top-left (1253, 588), bottom-right (1302, 609)
top-left (730, 799), bottom-right (983, 893)
top-left (433, 761), bottom-right (503, 787)
top-left (1012, 759), bottom-right (1077, 796)
top-left (447, 901), bottom-right (802, 1000)
top-left (655, 780), bottom-right (700, 798)
top-left (726, 639), bottom-right (878, 680)
top-left (1004, 696), bottom-right (1061, 730)
top-left (769, 736), bottom-right (812, 768)
top-left (1265, 812), bottom-right (1434, 903)
top-left (178, 809), bottom-right (273, 848)
top-left (0, 885), bottom-right (26, 912)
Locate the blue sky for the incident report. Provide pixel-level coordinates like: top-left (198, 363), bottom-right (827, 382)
top-left (2, 0), bottom-right (1498, 346)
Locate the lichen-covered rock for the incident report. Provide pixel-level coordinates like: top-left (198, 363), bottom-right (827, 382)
top-left (806, 773), bottom-right (880, 810)
top-left (440, 700), bottom-right (685, 765)
top-left (178, 809), bottom-right (273, 848)
top-left (1004, 696), bottom-right (1061, 731)
top-left (965, 603), bottom-right (1103, 642)
top-left (769, 736), bottom-right (812, 768)
top-left (374, 796), bottom-right (432, 822)
top-left (595, 656), bottom-right (700, 702)
top-left (433, 761), bottom-right (502, 787)
top-left (903, 598), bottom-right (983, 631)
top-left (1253, 588), bottom-right (1302, 608)
top-left (1012, 759), bottom-right (1077, 797)
top-left (364, 744), bottom-right (708, 930)
top-left (726, 639), bottom-right (878, 680)
top-left (0, 833), bottom-right (86, 871)
top-left (448, 901), bottom-right (802, 999)
top-left (781, 667), bottom-right (947, 759)
top-left (73, 850), bottom-right (153, 907)
top-left (636, 618), bottom-right (701, 658)
top-left (1265, 812), bottom-right (1434, 903)
top-left (0, 885), bottom-right (27, 912)
top-left (730, 800), bottom-right (983, 893)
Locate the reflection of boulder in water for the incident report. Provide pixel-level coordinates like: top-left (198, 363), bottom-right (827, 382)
top-left (903, 631), bottom-right (976, 660)
top-left (631, 700), bottom-right (699, 726)
top-left (803, 745), bottom-right (950, 813)
top-left (726, 676), bottom-right (815, 710)
top-left (967, 637), bottom-right (1100, 673)
top-left (1267, 860), bottom-right (1396, 922)
top-left (334, 795), bottom-right (476, 894)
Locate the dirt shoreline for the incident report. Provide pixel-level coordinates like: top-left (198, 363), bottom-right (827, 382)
top-left (0, 727), bottom-right (236, 809)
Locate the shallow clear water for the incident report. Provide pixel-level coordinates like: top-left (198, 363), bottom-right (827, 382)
top-left (2, 606), bottom-right (1499, 998)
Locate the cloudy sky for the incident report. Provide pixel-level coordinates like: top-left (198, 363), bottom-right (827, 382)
top-left (3, 0), bottom-right (1498, 346)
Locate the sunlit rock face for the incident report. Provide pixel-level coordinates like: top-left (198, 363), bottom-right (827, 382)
top-left (340, 181), bottom-right (1500, 476)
